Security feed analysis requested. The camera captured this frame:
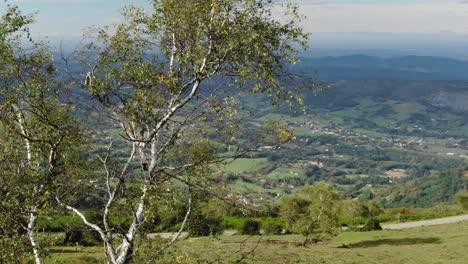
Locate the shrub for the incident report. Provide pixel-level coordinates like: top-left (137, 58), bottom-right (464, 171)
top-left (221, 216), bottom-right (245, 230)
top-left (239, 219), bottom-right (261, 235)
top-left (267, 153), bottom-right (282, 162)
top-left (376, 214), bottom-right (393, 223)
top-left (38, 215), bottom-right (81, 232)
top-left (64, 224), bottom-right (84, 245)
top-left (187, 217), bottom-right (222, 237)
top-left (64, 224), bottom-right (101, 246)
top-left (338, 216), bottom-right (367, 227)
top-left (280, 182), bottom-right (340, 242)
top-left (37, 211), bottom-right (130, 233)
top-left (456, 192), bottom-right (468, 211)
top-left (261, 218), bottom-right (283, 235)
top-left (361, 218), bottom-right (382, 231)
top-left (167, 222), bottom-right (182, 232)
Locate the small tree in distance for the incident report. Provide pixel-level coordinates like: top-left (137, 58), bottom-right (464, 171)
top-left (280, 182), bottom-right (340, 245)
top-left (455, 191), bottom-right (468, 211)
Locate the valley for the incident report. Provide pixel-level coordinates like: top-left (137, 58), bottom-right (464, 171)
top-left (214, 77), bottom-right (468, 210)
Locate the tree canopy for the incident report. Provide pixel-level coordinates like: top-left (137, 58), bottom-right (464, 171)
top-left (280, 182), bottom-right (340, 244)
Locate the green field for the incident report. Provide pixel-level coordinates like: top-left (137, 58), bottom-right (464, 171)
top-left (267, 167), bottom-right (304, 180)
top-left (391, 102), bottom-right (426, 121)
top-left (292, 126), bottom-right (317, 137)
top-left (49, 220), bottom-right (468, 263)
top-left (221, 158), bottom-right (269, 175)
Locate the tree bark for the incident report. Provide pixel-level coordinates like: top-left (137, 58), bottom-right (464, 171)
top-left (27, 207), bottom-right (43, 264)
top-left (114, 185), bottom-right (147, 264)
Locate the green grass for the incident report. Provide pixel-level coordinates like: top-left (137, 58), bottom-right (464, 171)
top-left (177, 221), bottom-right (468, 263)
top-left (292, 127), bottom-right (317, 137)
top-left (49, 220), bottom-right (468, 263)
top-left (372, 116), bottom-right (390, 127)
top-left (47, 246), bottom-right (104, 264)
top-left (221, 158), bottom-right (269, 175)
top-left (267, 167), bottom-right (304, 180)
top-left (391, 102), bottom-right (426, 121)
top-left (231, 179), bottom-right (284, 194)
top-left (232, 179), bottom-right (265, 192)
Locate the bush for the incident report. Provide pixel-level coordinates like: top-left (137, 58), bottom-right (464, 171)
top-left (456, 192), bottom-right (468, 211)
top-left (187, 217), bottom-right (222, 237)
top-left (338, 216), bottom-right (367, 227)
top-left (38, 215), bottom-right (81, 232)
top-left (63, 224), bottom-right (101, 246)
top-left (64, 224), bottom-right (84, 245)
top-left (280, 183), bottom-right (340, 242)
top-left (376, 214), bottom-right (393, 223)
top-left (221, 216), bottom-right (245, 230)
top-left (361, 218), bottom-right (382, 231)
top-left (239, 219), bottom-right (261, 235)
top-left (261, 218), bottom-right (283, 235)
top-left (37, 211), bottom-right (130, 233)
top-left (167, 222), bottom-right (182, 232)
top-left (267, 153), bottom-right (283, 162)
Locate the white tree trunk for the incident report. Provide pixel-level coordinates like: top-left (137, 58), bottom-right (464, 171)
top-left (16, 106), bottom-right (43, 264)
top-left (27, 207), bottom-right (43, 264)
top-left (114, 185), bottom-right (147, 264)
top-left (115, 241), bottom-right (133, 264)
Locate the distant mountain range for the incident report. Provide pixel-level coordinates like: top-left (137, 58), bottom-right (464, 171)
top-left (300, 55), bottom-right (468, 82)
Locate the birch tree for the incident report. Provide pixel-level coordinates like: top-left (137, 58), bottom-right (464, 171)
top-left (59, 0), bottom-right (313, 263)
top-left (0, 5), bottom-right (85, 263)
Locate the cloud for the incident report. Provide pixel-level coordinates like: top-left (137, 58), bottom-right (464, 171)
top-left (7, 0), bottom-right (468, 38)
top-left (9, 0), bottom-right (98, 3)
top-left (297, 2), bottom-right (468, 34)
top-left (296, 0), bottom-right (330, 4)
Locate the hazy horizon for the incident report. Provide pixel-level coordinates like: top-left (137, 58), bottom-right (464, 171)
top-left (4, 0), bottom-right (468, 59)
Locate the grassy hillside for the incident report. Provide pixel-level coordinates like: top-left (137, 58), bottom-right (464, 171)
top-left (231, 79), bottom-right (468, 208)
top-left (49, 220), bottom-right (468, 263)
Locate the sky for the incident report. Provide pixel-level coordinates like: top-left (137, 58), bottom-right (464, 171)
top-left (299, 0), bottom-right (468, 34)
top-left (2, 0), bottom-right (149, 38)
top-left (2, 0), bottom-right (468, 58)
